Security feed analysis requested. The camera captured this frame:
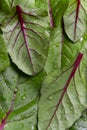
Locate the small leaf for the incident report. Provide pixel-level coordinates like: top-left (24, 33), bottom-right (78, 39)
top-left (2, 6), bottom-right (49, 75)
top-left (63, 0), bottom-right (86, 42)
top-left (0, 35), bottom-right (10, 72)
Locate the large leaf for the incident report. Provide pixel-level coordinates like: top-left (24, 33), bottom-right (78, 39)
top-left (63, 0), bottom-right (86, 42)
top-left (0, 35), bottom-right (10, 72)
top-left (38, 51), bottom-right (87, 130)
top-left (2, 6), bottom-right (49, 75)
top-left (0, 65), bottom-right (45, 130)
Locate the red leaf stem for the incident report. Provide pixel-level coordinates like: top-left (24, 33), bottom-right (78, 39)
top-left (46, 52), bottom-right (83, 130)
top-left (48, 0), bottom-right (54, 28)
top-left (0, 87), bottom-right (18, 130)
top-left (74, 0), bottom-right (81, 40)
top-left (16, 6), bottom-right (34, 73)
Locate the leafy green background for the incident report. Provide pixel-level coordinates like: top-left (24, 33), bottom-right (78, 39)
top-left (0, 0), bottom-right (87, 130)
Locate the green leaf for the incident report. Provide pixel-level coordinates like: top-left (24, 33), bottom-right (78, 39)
top-left (63, 0), bottom-right (86, 42)
top-left (0, 11), bottom-right (7, 24)
top-left (0, 1), bottom-right (87, 130)
top-left (68, 110), bottom-right (87, 130)
top-left (44, 27), bottom-right (63, 75)
top-left (50, 0), bottom-right (69, 27)
top-left (2, 6), bottom-right (49, 75)
top-left (61, 34), bottom-right (83, 69)
top-left (81, 0), bottom-right (87, 14)
top-left (35, 0), bottom-right (47, 9)
top-left (0, 35), bottom-right (10, 72)
top-left (0, 0), bottom-right (12, 13)
top-left (38, 50), bottom-right (87, 130)
top-left (0, 65), bottom-right (45, 130)
top-left (45, 24), bottom-right (82, 75)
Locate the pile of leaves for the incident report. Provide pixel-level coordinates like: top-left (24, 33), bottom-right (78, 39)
top-left (0, 0), bottom-right (87, 130)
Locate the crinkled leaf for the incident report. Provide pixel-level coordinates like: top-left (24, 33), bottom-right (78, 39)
top-left (0, 35), bottom-right (10, 72)
top-left (63, 0), bottom-right (86, 42)
top-left (38, 51), bottom-right (87, 130)
top-left (0, 65), bottom-right (45, 130)
top-left (68, 110), bottom-right (87, 130)
top-left (2, 6), bottom-right (49, 75)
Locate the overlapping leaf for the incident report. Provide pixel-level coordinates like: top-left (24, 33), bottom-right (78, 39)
top-left (38, 51), bottom-right (87, 130)
top-left (63, 0), bottom-right (86, 42)
top-left (0, 0), bottom-right (87, 130)
top-left (39, 23), bottom-right (87, 130)
top-left (44, 26), bottom-right (63, 75)
top-left (2, 6), bottom-right (49, 75)
top-left (45, 24), bottom-right (82, 75)
top-left (0, 65), bottom-right (45, 130)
